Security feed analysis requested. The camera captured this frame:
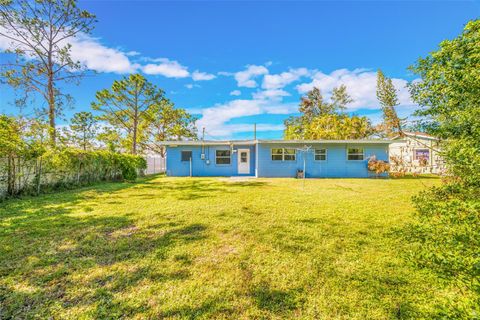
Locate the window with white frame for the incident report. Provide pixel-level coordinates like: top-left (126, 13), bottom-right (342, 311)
top-left (315, 148), bottom-right (327, 161)
top-left (283, 148), bottom-right (296, 161)
top-left (215, 150), bottom-right (231, 165)
top-left (347, 147), bottom-right (364, 160)
top-left (271, 148), bottom-right (296, 161)
top-left (271, 148), bottom-right (283, 161)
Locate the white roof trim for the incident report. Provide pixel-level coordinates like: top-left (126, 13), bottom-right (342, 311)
top-left (257, 139), bottom-right (394, 144)
top-left (157, 140), bottom-right (256, 146)
top-left (158, 139), bottom-right (395, 146)
top-left (392, 132), bottom-right (439, 141)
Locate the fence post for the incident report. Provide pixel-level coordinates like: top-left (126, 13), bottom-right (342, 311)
top-left (7, 155), bottom-right (15, 196)
top-left (36, 157), bottom-right (42, 195)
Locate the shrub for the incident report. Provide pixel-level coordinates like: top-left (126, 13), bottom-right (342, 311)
top-left (1, 148), bottom-right (147, 198)
top-left (367, 158), bottom-right (390, 176)
top-left (117, 153), bottom-right (147, 181)
top-left (406, 185), bottom-right (480, 317)
top-left (406, 19), bottom-right (480, 318)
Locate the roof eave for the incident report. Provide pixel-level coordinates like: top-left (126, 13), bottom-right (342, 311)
top-left (159, 139), bottom-right (396, 146)
top-left (257, 139), bottom-right (396, 144)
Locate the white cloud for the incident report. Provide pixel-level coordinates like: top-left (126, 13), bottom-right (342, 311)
top-left (296, 68), bottom-right (415, 109)
top-left (0, 28), bottom-right (139, 74)
top-left (208, 123), bottom-right (284, 137)
top-left (234, 65), bottom-right (269, 88)
top-left (0, 27), bottom-right (13, 51)
top-left (185, 84), bottom-right (200, 89)
top-left (252, 89), bottom-right (290, 100)
top-left (196, 96), bottom-right (297, 138)
top-left (68, 34), bottom-right (140, 74)
top-left (0, 28), bottom-right (218, 80)
top-left (262, 68), bottom-right (309, 90)
top-left (195, 68), bottom-right (417, 138)
top-left (126, 51), bottom-right (141, 56)
top-left (230, 90), bottom-right (241, 96)
top-left (142, 58), bottom-right (190, 78)
top-left (192, 70), bottom-right (216, 81)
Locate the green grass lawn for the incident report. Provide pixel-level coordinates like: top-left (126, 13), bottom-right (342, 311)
top-left (0, 176), bottom-right (447, 319)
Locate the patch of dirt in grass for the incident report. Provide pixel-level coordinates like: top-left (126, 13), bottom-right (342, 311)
top-left (107, 226), bottom-right (139, 239)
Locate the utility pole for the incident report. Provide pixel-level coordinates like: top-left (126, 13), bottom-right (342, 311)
top-left (254, 123), bottom-right (257, 140)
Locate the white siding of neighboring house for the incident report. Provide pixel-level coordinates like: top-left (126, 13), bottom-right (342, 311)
top-left (389, 134), bottom-right (445, 174)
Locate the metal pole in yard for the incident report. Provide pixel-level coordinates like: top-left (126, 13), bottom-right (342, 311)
top-left (189, 157), bottom-right (192, 177)
top-left (303, 154), bottom-right (306, 179)
top-left (303, 152), bottom-right (306, 190)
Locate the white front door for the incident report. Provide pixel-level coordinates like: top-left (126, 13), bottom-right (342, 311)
top-left (237, 149), bottom-right (250, 174)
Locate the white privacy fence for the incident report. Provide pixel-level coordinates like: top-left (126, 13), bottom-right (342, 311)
top-left (145, 155), bottom-right (166, 175)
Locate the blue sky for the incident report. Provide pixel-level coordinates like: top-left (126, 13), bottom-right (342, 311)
top-left (1, 1), bottom-right (479, 139)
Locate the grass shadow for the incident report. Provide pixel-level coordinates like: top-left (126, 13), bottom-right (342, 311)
top-left (161, 298), bottom-right (235, 319)
top-left (251, 281), bottom-right (304, 315)
top-left (0, 179), bottom-right (209, 318)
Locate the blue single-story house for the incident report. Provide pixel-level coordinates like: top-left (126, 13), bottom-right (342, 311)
top-left (160, 139), bottom-right (393, 178)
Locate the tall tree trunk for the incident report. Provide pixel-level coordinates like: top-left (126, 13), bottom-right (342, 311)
top-left (132, 88), bottom-right (139, 155)
top-left (48, 73), bottom-right (56, 146)
top-left (47, 33), bottom-right (56, 146)
top-left (83, 130), bottom-right (87, 151)
top-left (132, 115), bottom-right (138, 155)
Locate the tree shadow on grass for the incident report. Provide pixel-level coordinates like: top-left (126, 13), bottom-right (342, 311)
top-left (160, 297), bottom-right (236, 319)
top-left (123, 178), bottom-right (267, 201)
top-left (0, 182), bottom-right (209, 318)
top-left (0, 176), bottom-right (271, 318)
top-left (251, 281), bottom-right (304, 314)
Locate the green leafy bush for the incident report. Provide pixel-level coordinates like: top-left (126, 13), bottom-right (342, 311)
top-left (117, 153), bottom-right (147, 181)
top-left (408, 185), bottom-right (480, 318)
top-left (406, 19), bottom-right (480, 318)
top-left (1, 148), bottom-right (147, 198)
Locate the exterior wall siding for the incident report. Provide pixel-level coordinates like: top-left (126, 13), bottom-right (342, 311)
top-left (389, 136), bottom-right (445, 174)
top-left (256, 143), bottom-right (389, 178)
top-left (166, 142), bottom-right (390, 178)
top-left (166, 144), bottom-right (256, 177)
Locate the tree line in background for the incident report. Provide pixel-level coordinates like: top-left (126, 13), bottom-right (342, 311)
top-left (0, 71), bottom-right (197, 197)
top-left (283, 70), bottom-right (405, 140)
top-left (0, 0), bottom-right (196, 197)
top-left (0, 0), bottom-right (197, 155)
top-left (1, 73), bottom-right (197, 157)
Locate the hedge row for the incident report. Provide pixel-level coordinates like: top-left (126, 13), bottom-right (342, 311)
top-left (1, 148), bottom-right (147, 198)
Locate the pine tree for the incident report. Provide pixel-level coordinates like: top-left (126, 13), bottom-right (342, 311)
top-left (376, 70), bottom-right (403, 137)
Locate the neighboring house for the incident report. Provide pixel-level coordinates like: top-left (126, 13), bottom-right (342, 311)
top-left (389, 132), bottom-right (445, 174)
top-left (160, 139), bottom-right (393, 178)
